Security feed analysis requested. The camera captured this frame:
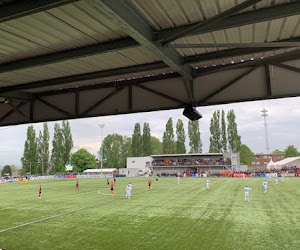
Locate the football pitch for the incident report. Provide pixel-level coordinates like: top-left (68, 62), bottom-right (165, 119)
top-left (0, 177), bottom-right (299, 250)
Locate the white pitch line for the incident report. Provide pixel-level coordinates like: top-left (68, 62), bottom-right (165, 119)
top-left (0, 195), bottom-right (123, 234)
top-left (0, 188), bottom-right (149, 234)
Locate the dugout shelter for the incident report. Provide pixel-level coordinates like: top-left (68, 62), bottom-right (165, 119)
top-left (0, 1), bottom-right (300, 126)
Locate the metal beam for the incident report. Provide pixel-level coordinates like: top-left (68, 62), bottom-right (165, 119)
top-left (36, 97), bottom-right (75, 118)
top-left (128, 85), bottom-right (133, 112)
top-left (30, 98), bottom-right (34, 123)
top-left (80, 86), bottom-right (125, 117)
top-left (183, 37), bottom-right (300, 64)
top-left (0, 38), bottom-right (139, 74)
top-left (271, 62), bottom-right (300, 74)
top-left (0, 0), bottom-right (80, 23)
top-left (0, 91), bottom-right (33, 101)
top-left (75, 89), bottom-right (80, 117)
top-left (90, 0), bottom-right (194, 80)
top-left (0, 62), bottom-right (166, 93)
top-left (134, 84), bottom-right (188, 106)
top-left (8, 102), bottom-right (29, 121)
top-left (37, 72), bottom-right (181, 97)
top-left (157, 1), bottom-right (300, 42)
top-left (167, 42), bottom-right (300, 49)
top-left (197, 66), bottom-right (260, 105)
top-left (194, 49), bottom-right (300, 77)
top-left (0, 102), bottom-right (25, 123)
top-left (161, 0), bottom-right (262, 45)
top-left (265, 64), bottom-right (272, 98)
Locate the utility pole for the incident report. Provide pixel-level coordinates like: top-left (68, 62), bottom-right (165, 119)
top-left (98, 124), bottom-right (105, 177)
top-left (261, 107), bottom-right (270, 154)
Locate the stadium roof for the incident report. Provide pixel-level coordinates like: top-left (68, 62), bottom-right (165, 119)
top-left (1, 0), bottom-right (300, 126)
top-left (83, 168), bottom-right (117, 173)
top-left (151, 153), bottom-right (223, 158)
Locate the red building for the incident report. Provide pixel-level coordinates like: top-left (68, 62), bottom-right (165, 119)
top-left (248, 153), bottom-right (284, 170)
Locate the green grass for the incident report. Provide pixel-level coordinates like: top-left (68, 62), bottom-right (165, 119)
top-left (0, 177), bottom-right (300, 250)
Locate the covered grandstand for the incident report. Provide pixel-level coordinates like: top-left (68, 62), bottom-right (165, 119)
top-left (151, 153), bottom-right (240, 176)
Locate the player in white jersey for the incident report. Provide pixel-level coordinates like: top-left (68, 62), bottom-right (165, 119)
top-left (126, 184), bottom-right (131, 199)
top-left (263, 180), bottom-right (268, 193)
top-left (275, 176), bottom-right (278, 185)
top-left (244, 186), bottom-right (252, 202)
top-left (268, 174), bottom-right (272, 182)
top-left (206, 179), bottom-right (210, 189)
top-left (281, 174), bottom-right (284, 182)
top-left (177, 175), bottom-right (180, 184)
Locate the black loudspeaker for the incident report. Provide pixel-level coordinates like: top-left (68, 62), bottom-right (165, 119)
top-left (183, 105), bottom-right (202, 121)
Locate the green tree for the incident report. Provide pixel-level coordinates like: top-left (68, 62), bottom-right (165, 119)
top-left (176, 119), bottom-right (186, 154)
top-left (142, 122), bottom-right (152, 156)
top-left (209, 110), bottom-right (222, 153)
top-left (62, 120), bottom-right (73, 164)
top-left (227, 110), bottom-right (241, 152)
top-left (1, 165), bottom-right (12, 177)
top-left (163, 118), bottom-right (175, 154)
top-left (132, 123), bottom-right (143, 157)
top-left (51, 123), bottom-right (64, 173)
top-left (21, 125), bottom-right (38, 175)
top-left (10, 165), bottom-right (18, 175)
top-left (272, 149), bottom-right (284, 154)
top-left (188, 120), bottom-right (202, 153)
top-left (37, 123), bottom-right (50, 175)
top-left (122, 136), bottom-right (132, 166)
top-left (284, 145), bottom-right (299, 158)
top-left (71, 148), bottom-right (97, 172)
top-left (101, 134), bottom-right (129, 169)
top-left (221, 110), bottom-right (227, 152)
top-left (151, 136), bottom-right (163, 155)
top-left (239, 144), bottom-right (254, 165)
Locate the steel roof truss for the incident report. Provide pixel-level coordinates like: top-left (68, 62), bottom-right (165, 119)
top-left (90, 0), bottom-right (194, 80)
top-left (197, 66), bottom-right (260, 105)
top-left (36, 97), bottom-right (75, 118)
top-left (161, 0), bottom-right (262, 45)
top-left (0, 0), bottom-right (80, 23)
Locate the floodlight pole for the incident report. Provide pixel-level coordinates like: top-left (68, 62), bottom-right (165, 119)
top-left (261, 108), bottom-right (270, 154)
top-left (99, 124), bottom-right (105, 177)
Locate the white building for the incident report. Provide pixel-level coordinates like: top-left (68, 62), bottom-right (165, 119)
top-left (119, 157), bottom-right (152, 176)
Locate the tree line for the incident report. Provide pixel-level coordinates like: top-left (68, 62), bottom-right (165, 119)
top-left (99, 119), bottom-right (203, 169)
top-left (21, 121), bottom-right (73, 175)
top-left (11, 109), bottom-right (300, 176)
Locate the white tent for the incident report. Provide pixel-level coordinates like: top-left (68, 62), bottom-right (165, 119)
top-left (267, 159), bottom-right (277, 170)
top-left (273, 157), bottom-right (300, 169)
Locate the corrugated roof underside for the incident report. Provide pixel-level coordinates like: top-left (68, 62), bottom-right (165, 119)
top-left (175, 16), bottom-right (300, 57)
top-left (0, 46), bottom-right (161, 87)
top-left (131, 0), bottom-right (296, 30)
top-left (0, 0), bottom-right (128, 64)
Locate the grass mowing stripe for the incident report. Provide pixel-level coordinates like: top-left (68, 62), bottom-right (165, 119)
top-left (0, 187), bottom-right (151, 234)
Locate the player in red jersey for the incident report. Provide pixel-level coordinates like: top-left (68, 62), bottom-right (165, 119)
top-left (114, 177), bottom-right (116, 183)
top-left (110, 182), bottom-right (114, 195)
top-left (107, 178), bottom-right (110, 186)
top-left (148, 179), bottom-right (152, 190)
top-left (38, 185), bottom-right (42, 199)
top-left (75, 180), bottom-right (79, 191)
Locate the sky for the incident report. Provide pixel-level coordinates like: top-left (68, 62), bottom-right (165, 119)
top-left (1, 96), bottom-right (300, 168)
